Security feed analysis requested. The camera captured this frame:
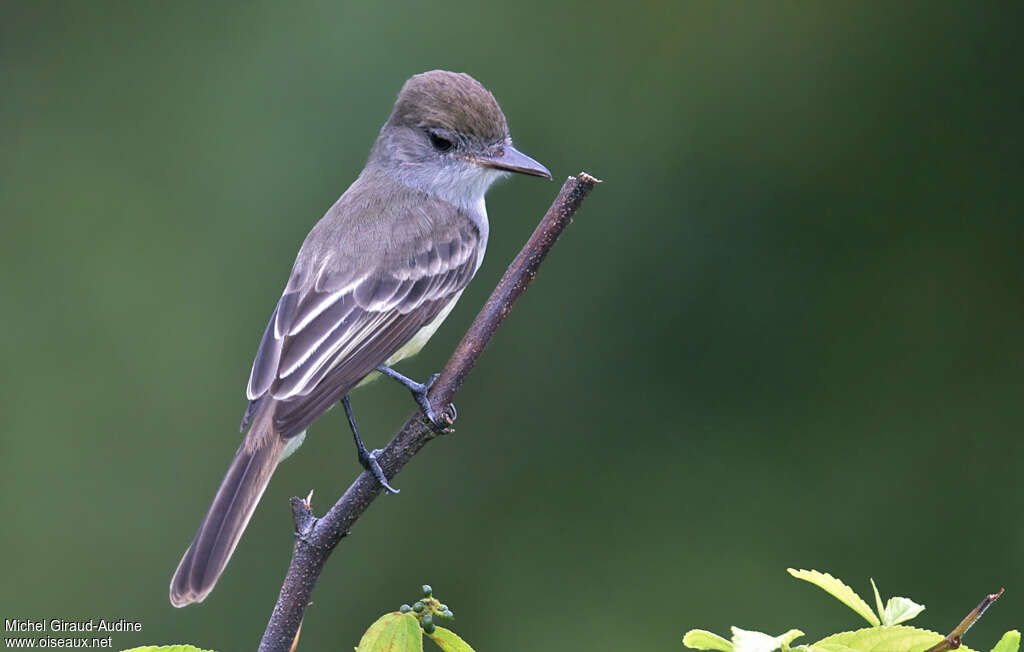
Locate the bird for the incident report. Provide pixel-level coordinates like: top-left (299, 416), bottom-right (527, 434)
top-left (169, 70), bottom-right (551, 607)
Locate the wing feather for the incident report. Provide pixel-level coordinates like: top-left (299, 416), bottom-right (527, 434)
top-left (272, 299), bottom-right (447, 437)
top-left (243, 207), bottom-right (481, 439)
top-left (276, 293), bottom-right (359, 381)
top-left (247, 304), bottom-right (283, 400)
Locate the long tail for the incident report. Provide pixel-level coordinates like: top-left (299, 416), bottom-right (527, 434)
top-left (169, 431), bottom-right (286, 607)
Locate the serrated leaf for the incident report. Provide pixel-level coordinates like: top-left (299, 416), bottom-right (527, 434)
top-left (991, 630), bottom-right (1021, 652)
top-left (356, 612), bottom-right (423, 652)
top-left (788, 568), bottom-right (880, 627)
top-left (731, 627), bottom-right (804, 652)
top-left (871, 579), bottom-right (885, 622)
top-left (684, 629), bottom-right (734, 652)
top-left (814, 625), bottom-right (980, 652)
top-left (811, 644), bottom-right (858, 652)
top-left (122, 647), bottom-right (215, 652)
top-left (882, 597), bottom-right (925, 625)
top-left (426, 626), bottom-right (475, 652)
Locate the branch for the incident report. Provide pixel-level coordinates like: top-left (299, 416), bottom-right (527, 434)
top-left (922, 588), bottom-right (1005, 652)
top-left (258, 172), bottom-right (601, 652)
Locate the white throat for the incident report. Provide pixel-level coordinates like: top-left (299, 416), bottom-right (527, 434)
top-left (394, 160), bottom-right (503, 258)
top-left (408, 161), bottom-right (502, 210)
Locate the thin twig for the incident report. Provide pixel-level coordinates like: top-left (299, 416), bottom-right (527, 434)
top-left (922, 588), bottom-right (1005, 652)
top-left (258, 172), bottom-right (600, 652)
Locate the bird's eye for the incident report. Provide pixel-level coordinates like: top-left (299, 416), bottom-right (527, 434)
top-left (428, 131), bottom-right (454, 152)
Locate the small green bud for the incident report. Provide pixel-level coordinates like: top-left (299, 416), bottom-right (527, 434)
top-left (399, 604), bottom-right (411, 613)
top-left (438, 604), bottom-right (448, 612)
top-left (422, 584), bottom-right (433, 597)
top-left (423, 622), bottom-right (436, 634)
top-left (421, 614), bottom-right (433, 627)
top-left (412, 601), bottom-right (425, 613)
top-left (443, 610), bottom-right (454, 620)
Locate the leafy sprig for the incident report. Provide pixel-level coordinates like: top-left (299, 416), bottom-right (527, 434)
top-left (683, 569), bottom-right (1016, 652)
top-left (357, 584), bottom-right (474, 652)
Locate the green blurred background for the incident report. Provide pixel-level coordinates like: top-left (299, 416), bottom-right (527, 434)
top-left (2, 2), bottom-right (1021, 650)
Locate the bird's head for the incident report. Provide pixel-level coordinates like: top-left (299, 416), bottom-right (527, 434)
top-left (371, 70), bottom-right (551, 206)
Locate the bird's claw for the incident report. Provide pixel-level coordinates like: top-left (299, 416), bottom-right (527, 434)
top-left (411, 374), bottom-right (456, 434)
top-left (359, 447), bottom-right (399, 494)
top-left (422, 402), bottom-right (457, 434)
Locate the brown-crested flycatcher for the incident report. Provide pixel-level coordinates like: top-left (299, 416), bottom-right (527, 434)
top-left (170, 70), bottom-right (550, 606)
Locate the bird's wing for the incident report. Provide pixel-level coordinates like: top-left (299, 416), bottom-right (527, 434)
top-left (244, 196), bottom-right (481, 440)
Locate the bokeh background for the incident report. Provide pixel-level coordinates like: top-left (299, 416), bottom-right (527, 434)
top-left (2, 2), bottom-right (1022, 650)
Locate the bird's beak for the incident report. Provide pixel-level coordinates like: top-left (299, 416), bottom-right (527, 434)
top-left (469, 144), bottom-right (552, 179)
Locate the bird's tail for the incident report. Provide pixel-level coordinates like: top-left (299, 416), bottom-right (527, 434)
top-left (169, 415), bottom-right (291, 607)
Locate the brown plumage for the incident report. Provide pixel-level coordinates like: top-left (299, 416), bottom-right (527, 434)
top-left (169, 70), bottom-right (549, 607)
top-left (388, 71), bottom-right (508, 143)
top-left (169, 178), bottom-right (480, 607)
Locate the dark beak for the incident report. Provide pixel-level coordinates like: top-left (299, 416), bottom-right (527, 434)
top-left (470, 144), bottom-right (552, 179)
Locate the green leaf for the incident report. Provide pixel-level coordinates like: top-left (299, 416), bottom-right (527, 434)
top-left (778, 630), bottom-right (805, 651)
top-left (868, 577), bottom-right (925, 625)
top-left (882, 597), bottom-right (925, 626)
top-left (731, 627), bottom-right (804, 652)
top-left (732, 627), bottom-right (784, 652)
top-left (426, 626), bottom-right (475, 652)
top-left (122, 647), bottom-right (215, 652)
top-left (871, 579), bottom-right (885, 623)
top-left (810, 643), bottom-right (858, 652)
top-left (991, 630), bottom-right (1021, 652)
top-left (683, 629), bottom-right (734, 652)
top-left (356, 612), bottom-right (423, 652)
top-left (814, 625), bottom-right (980, 652)
top-left (787, 568), bottom-right (880, 627)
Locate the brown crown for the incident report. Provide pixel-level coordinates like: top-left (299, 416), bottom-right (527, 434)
top-left (388, 70), bottom-right (509, 144)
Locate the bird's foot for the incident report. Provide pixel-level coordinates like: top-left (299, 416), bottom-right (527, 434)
top-left (358, 446), bottom-right (399, 495)
top-left (375, 366), bottom-right (457, 434)
top-left (411, 373), bottom-right (457, 434)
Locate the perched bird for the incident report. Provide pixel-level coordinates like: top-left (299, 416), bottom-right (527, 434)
top-left (169, 70), bottom-right (550, 606)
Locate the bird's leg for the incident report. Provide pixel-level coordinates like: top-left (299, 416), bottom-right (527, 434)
top-left (374, 365), bottom-right (456, 434)
top-left (341, 395), bottom-right (399, 494)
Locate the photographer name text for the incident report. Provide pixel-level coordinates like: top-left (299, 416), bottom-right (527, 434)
top-left (5, 619), bottom-right (141, 634)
